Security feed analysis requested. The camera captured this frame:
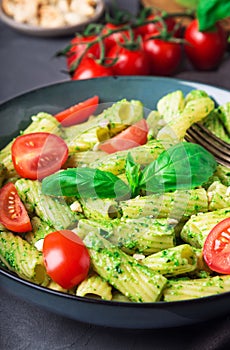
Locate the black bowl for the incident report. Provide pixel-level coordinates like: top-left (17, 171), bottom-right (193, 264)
top-left (1, 76), bottom-right (230, 329)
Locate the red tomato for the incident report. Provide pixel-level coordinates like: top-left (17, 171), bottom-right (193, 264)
top-left (11, 132), bottom-right (69, 180)
top-left (135, 14), bottom-right (179, 38)
top-left (102, 23), bottom-right (131, 53)
top-left (107, 44), bottom-right (150, 76)
top-left (184, 19), bottom-right (227, 70)
top-left (203, 218), bottom-right (230, 274)
top-left (99, 119), bottom-right (148, 153)
top-left (72, 57), bottom-right (114, 80)
top-left (66, 35), bottom-right (100, 70)
top-left (43, 230), bottom-right (90, 289)
top-left (143, 37), bottom-right (182, 76)
top-left (55, 96), bottom-right (99, 127)
top-left (0, 182), bottom-right (32, 233)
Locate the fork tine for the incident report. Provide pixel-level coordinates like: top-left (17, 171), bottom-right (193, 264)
top-left (195, 123), bottom-right (230, 150)
top-left (187, 124), bottom-right (230, 156)
top-left (185, 123), bottom-right (230, 168)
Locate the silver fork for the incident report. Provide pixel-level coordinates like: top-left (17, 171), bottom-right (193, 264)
top-left (185, 123), bottom-right (230, 168)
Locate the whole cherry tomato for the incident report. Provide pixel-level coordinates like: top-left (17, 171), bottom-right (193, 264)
top-left (43, 230), bottom-right (90, 289)
top-left (107, 44), bottom-right (150, 76)
top-left (0, 182), bottom-right (32, 233)
top-left (66, 35), bottom-right (100, 70)
top-left (203, 218), bottom-right (230, 274)
top-left (143, 36), bottom-right (182, 76)
top-left (135, 13), bottom-right (179, 38)
top-left (72, 57), bottom-right (114, 80)
top-left (102, 23), bottom-right (131, 53)
top-left (184, 19), bottom-right (227, 70)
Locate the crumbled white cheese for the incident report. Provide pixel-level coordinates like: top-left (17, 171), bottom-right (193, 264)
top-left (34, 239), bottom-right (44, 252)
top-left (70, 200), bottom-right (82, 212)
top-left (133, 253), bottom-right (145, 261)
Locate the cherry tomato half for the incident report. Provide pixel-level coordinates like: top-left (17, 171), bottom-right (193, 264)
top-left (99, 119), bottom-right (148, 153)
top-left (72, 57), bottom-right (114, 80)
top-left (55, 96), bottom-right (99, 127)
top-left (102, 23), bottom-right (131, 53)
top-left (203, 218), bottom-right (230, 274)
top-left (0, 182), bottom-right (32, 233)
top-left (107, 44), bottom-right (150, 76)
top-left (143, 36), bottom-right (182, 76)
top-left (11, 132), bottom-right (69, 180)
top-left (43, 230), bottom-right (90, 289)
top-left (184, 19), bottom-right (227, 70)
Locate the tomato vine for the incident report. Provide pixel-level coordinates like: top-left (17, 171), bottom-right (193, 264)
top-left (57, 5), bottom-right (229, 77)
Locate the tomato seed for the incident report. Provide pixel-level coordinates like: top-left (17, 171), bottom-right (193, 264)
top-left (11, 213), bottom-right (18, 219)
top-left (221, 232), bottom-right (230, 239)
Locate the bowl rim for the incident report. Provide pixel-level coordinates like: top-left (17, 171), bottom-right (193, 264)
top-left (1, 262), bottom-right (230, 309)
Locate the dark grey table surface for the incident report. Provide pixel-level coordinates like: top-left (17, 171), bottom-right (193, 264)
top-left (1, 16), bottom-right (230, 350)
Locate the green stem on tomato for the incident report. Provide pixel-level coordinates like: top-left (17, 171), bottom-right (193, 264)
top-left (68, 25), bottom-right (132, 73)
top-left (83, 23), bottom-right (104, 36)
top-left (96, 38), bottom-right (118, 68)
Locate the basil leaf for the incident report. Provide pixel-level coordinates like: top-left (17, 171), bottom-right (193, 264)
top-left (139, 143), bottom-right (217, 193)
top-left (125, 153), bottom-right (141, 197)
top-left (42, 168), bottom-right (130, 199)
top-left (197, 0), bottom-right (230, 31)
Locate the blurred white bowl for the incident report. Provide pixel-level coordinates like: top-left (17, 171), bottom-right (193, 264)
top-left (0, 0), bottom-right (105, 37)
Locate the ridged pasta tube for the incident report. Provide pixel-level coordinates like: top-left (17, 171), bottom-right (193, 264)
top-left (189, 248), bottom-right (212, 278)
top-left (66, 126), bottom-right (101, 152)
top-left (180, 207), bottom-right (230, 248)
top-left (185, 89), bottom-right (209, 102)
top-left (76, 274), bottom-right (113, 300)
top-left (148, 90), bottom-right (209, 141)
top-left (146, 91), bottom-right (185, 139)
top-left (25, 217), bottom-right (55, 246)
top-left (202, 110), bottom-right (230, 143)
top-left (83, 231), bottom-right (167, 302)
top-left (47, 281), bottom-right (68, 293)
top-left (218, 102), bottom-right (230, 135)
top-left (64, 150), bottom-right (107, 169)
top-left (0, 231), bottom-right (49, 286)
top-left (91, 140), bottom-right (165, 175)
top-left (15, 179), bottom-right (79, 230)
top-left (67, 123), bottom-right (129, 153)
top-left (207, 181), bottom-right (230, 211)
top-left (163, 275), bottom-right (230, 301)
top-left (119, 188), bottom-right (208, 220)
top-left (111, 291), bottom-right (130, 302)
top-left (157, 96), bottom-right (215, 143)
top-left (214, 164), bottom-right (230, 187)
top-left (146, 110), bottom-right (164, 139)
top-left (78, 217), bottom-right (175, 255)
top-left (142, 244), bottom-right (197, 276)
top-left (157, 90), bottom-right (185, 123)
top-left (79, 197), bottom-right (121, 221)
top-left (22, 112), bottom-right (62, 135)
